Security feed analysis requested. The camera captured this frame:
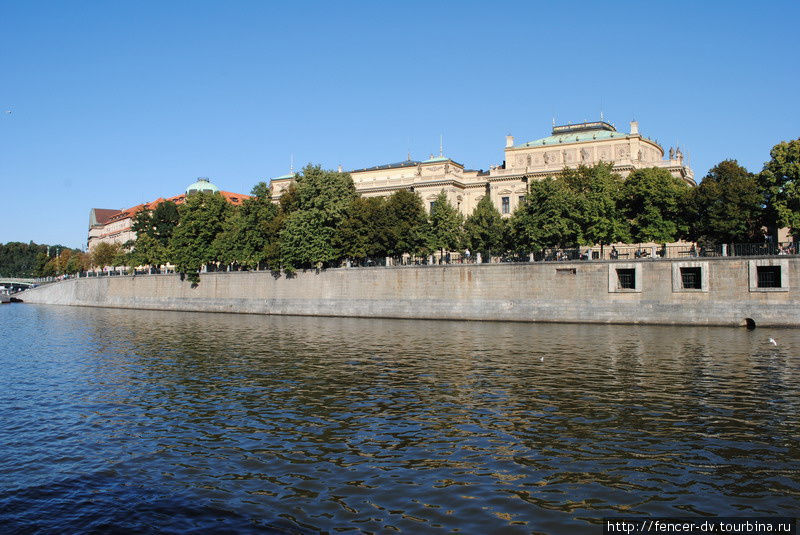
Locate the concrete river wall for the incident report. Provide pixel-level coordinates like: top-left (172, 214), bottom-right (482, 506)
top-left (17, 257), bottom-right (800, 327)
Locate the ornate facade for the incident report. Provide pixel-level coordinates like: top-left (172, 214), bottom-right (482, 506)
top-left (270, 120), bottom-right (694, 216)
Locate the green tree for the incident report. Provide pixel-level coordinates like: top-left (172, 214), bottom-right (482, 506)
top-left (132, 201), bottom-right (179, 245)
top-left (335, 196), bottom-right (389, 262)
top-left (33, 251), bottom-right (50, 277)
top-left (127, 234), bottom-right (167, 268)
top-left (758, 138), bottom-right (800, 239)
top-left (688, 160), bottom-right (763, 244)
top-left (213, 183), bottom-right (279, 269)
top-left (169, 191), bottom-right (232, 282)
top-left (0, 241), bottom-right (55, 277)
top-left (130, 200), bottom-right (179, 267)
top-left (622, 167), bottom-right (691, 243)
top-left (278, 165), bottom-right (357, 269)
top-left (511, 177), bottom-right (581, 251)
top-left (383, 189), bottom-right (428, 257)
top-left (464, 195), bottom-right (506, 258)
top-left (426, 191), bottom-right (464, 258)
top-left (65, 251), bottom-right (89, 274)
top-left (91, 242), bottom-right (121, 269)
top-left (250, 180), bottom-right (272, 200)
top-left (562, 163), bottom-right (630, 249)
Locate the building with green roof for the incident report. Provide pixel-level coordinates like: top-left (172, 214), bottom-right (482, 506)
top-left (270, 119), bottom-right (694, 218)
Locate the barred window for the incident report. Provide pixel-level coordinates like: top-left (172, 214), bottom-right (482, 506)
top-left (617, 268), bottom-right (635, 289)
top-left (757, 266), bottom-right (781, 288)
top-left (680, 267), bottom-right (702, 289)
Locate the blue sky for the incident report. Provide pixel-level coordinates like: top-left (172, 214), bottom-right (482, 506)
top-left (1, 1), bottom-right (798, 248)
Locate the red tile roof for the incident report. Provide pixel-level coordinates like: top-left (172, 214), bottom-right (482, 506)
top-left (92, 208), bottom-right (120, 225)
top-left (95, 190), bottom-right (252, 224)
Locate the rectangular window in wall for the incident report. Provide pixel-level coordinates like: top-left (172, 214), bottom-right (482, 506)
top-left (501, 196), bottom-right (510, 214)
top-left (616, 268), bottom-right (636, 289)
top-left (757, 265), bottom-right (782, 288)
top-left (518, 195), bottom-right (525, 207)
top-left (430, 201), bottom-right (436, 213)
top-left (680, 267), bottom-right (702, 289)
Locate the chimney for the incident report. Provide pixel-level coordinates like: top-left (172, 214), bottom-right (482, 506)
top-left (506, 134), bottom-right (514, 148)
top-left (630, 121), bottom-right (639, 135)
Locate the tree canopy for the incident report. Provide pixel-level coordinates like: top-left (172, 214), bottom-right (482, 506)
top-left (562, 164), bottom-right (630, 247)
top-left (426, 192), bottom-right (464, 255)
top-left (335, 196), bottom-right (389, 261)
top-left (621, 167), bottom-right (691, 243)
top-left (464, 195), bottom-right (506, 258)
top-left (169, 191), bottom-right (232, 280)
top-left (511, 176), bottom-right (581, 251)
top-left (758, 138), bottom-right (800, 238)
top-left (213, 189), bottom-right (278, 269)
top-left (383, 189), bottom-right (428, 257)
top-left (688, 160), bottom-right (763, 243)
top-left (279, 165), bottom-right (357, 268)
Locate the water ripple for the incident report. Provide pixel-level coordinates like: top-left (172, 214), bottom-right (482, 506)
top-left (1, 304), bottom-right (799, 533)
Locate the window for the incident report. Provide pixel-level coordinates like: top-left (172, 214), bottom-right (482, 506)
top-left (680, 267), bottom-right (702, 289)
top-left (608, 263), bottom-right (642, 293)
top-left (748, 259), bottom-right (788, 292)
top-left (430, 201), bottom-right (436, 212)
top-left (757, 265), bottom-right (781, 288)
top-left (617, 268), bottom-right (635, 289)
top-left (518, 195), bottom-right (525, 207)
top-left (501, 196), bottom-right (510, 214)
top-left (672, 262), bottom-right (707, 292)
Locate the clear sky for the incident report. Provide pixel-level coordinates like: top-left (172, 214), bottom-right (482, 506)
top-left (1, 1), bottom-right (798, 249)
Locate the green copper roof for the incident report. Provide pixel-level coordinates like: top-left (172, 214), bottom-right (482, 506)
top-left (514, 129), bottom-right (629, 148)
top-left (350, 155), bottom-right (463, 173)
top-left (272, 173), bottom-right (295, 181)
top-left (186, 177), bottom-right (220, 194)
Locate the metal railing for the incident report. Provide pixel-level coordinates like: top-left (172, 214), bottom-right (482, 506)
top-left (27, 241), bottom-right (800, 283)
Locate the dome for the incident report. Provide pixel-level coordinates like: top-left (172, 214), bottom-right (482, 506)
top-left (186, 177), bottom-right (220, 195)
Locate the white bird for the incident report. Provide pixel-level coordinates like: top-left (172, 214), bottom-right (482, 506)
top-left (768, 338), bottom-right (777, 346)
top-left (540, 356), bottom-right (544, 362)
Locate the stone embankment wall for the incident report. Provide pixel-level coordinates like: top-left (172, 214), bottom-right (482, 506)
top-left (17, 257), bottom-right (800, 327)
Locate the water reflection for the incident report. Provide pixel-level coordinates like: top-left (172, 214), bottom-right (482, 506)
top-left (0, 304), bottom-right (798, 533)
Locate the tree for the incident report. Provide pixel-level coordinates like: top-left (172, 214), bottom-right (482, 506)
top-left (688, 160), bottom-right (763, 244)
top-left (511, 177), bottom-right (581, 251)
top-left (91, 242), bottom-right (121, 269)
top-left (0, 241), bottom-right (51, 277)
top-left (33, 251), bottom-right (50, 277)
top-left (464, 195), bottom-right (506, 258)
top-left (622, 167), bottom-right (691, 243)
top-left (383, 189), bottom-right (428, 257)
top-left (127, 234), bottom-right (167, 269)
top-left (561, 163), bottom-right (630, 249)
top-left (758, 138), bottom-right (800, 239)
top-left (278, 165), bottom-right (357, 269)
top-left (130, 200), bottom-right (179, 267)
top-left (213, 184), bottom-right (279, 269)
top-left (65, 251), bottom-right (90, 274)
top-left (426, 191), bottom-right (464, 257)
top-left (335, 196), bottom-right (388, 262)
top-left (169, 191), bottom-right (232, 281)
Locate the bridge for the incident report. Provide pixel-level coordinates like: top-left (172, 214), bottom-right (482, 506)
top-left (0, 278), bottom-right (37, 292)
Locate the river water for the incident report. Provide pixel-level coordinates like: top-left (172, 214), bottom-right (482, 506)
top-left (1, 304), bottom-right (798, 534)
